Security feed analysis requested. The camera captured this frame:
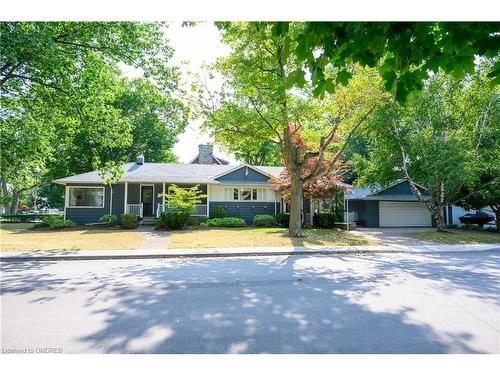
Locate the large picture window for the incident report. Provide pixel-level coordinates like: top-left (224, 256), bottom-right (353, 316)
top-left (230, 187), bottom-right (262, 201)
top-left (68, 187), bottom-right (105, 208)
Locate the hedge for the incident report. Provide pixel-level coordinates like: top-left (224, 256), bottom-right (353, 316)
top-left (314, 213), bottom-right (337, 228)
top-left (213, 206), bottom-right (226, 218)
top-left (253, 214), bottom-right (275, 227)
top-left (120, 213), bottom-right (139, 229)
top-left (154, 210), bottom-right (190, 230)
top-left (202, 217), bottom-right (245, 227)
top-left (1, 213), bottom-right (63, 223)
top-left (275, 213), bottom-right (290, 228)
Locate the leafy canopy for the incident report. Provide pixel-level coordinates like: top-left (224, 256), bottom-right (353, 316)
top-left (271, 22), bottom-right (499, 103)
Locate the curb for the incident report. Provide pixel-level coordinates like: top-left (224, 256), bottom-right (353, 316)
top-left (0, 249), bottom-right (401, 262)
top-left (2, 246), bottom-right (499, 262)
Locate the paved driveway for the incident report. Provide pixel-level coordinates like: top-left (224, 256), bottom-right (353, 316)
top-left (351, 227), bottom-right (436, 246)
top-left (1, 251), bottom-right (499, 353)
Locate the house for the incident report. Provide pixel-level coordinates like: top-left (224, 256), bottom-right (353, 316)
top-left (189, 144), bottom-right (229, 165)
top-left (53, 155), bottom-right (315, 225)
top-left (344, 180), bottom-right (435, 227)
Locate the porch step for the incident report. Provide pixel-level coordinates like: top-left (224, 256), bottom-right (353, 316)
top-left (142, 216), bottom-right (155, 224)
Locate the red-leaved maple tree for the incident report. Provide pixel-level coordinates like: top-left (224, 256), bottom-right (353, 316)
top-left (270, 124), bottom-right (352, 202)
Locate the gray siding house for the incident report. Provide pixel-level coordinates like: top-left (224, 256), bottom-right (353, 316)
top-left (54, 156), bottom-right (314, 225)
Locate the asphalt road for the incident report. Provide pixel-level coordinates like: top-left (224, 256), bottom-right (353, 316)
top-left (1, 251), bottom-right (499, 354)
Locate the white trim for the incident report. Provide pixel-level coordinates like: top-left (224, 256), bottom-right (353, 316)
top-left (140, 184), bottom-right (155, 217)
top-left (206, 184), bottom-right (210, 217)
top-left (162, 183), bottom-right (165, 206)
top-left (124, 182), bottom-right (128, 214)
top-left (66, 186), bottom-right (106, 208)
top-left (212, 164), bottom-right (272, 180)
top-left (64, 185), bottom-right (68, 220)
top-left (109, 185), bottom-right (113, 215)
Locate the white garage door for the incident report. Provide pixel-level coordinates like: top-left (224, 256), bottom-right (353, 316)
top-left (379, 201), bottom-right (432, 227)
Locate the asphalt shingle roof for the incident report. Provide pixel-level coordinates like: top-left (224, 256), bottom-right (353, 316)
top-left (53, 163), bottom-right (285, 185)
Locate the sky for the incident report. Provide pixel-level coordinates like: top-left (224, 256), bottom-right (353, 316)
top-left (166, 22), bottom-right (235, 164)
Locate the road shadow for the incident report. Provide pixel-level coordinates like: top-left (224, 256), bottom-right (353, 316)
top-left (1, 250), bottom-right (498, 353)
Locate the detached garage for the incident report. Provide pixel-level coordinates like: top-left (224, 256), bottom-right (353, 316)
top-left (379, 201), bottom-right (431, 227)
top-left (345, 180), bottom-right (434, 228)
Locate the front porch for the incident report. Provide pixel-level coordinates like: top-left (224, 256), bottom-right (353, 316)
top-left (123, 182), bottom-right (208, 221)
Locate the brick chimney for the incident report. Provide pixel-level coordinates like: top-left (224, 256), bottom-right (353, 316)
top-left (198, 144), bottom-right (213, 164)
top-left (136, 153), bottom-right (145, 165)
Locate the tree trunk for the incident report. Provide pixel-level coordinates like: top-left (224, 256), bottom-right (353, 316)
top-left (281, 125), bottom-right (304, 237)
top-left (435, 180), bottom-right (446, 232)
top-left (1, 179), bottom-right (10, 214)
top-left (10, 190), bottom-right (20, 214)
top-left (436, 205), bottom-right (446, 232)
top-left (288, 170), bottom-right (303, 237)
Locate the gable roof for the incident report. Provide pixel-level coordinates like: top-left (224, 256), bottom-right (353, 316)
top-left (53, 163), bottom-right (285, 185)
top-left (346, 179), bottom-right (429, 201)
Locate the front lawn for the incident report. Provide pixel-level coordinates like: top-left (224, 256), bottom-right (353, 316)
top-left (0, 223), bottom-right (147, 252)
top-left (168, 227), bottom-right (379, 248)
top-left (407, 229), bottom-right (500, 244)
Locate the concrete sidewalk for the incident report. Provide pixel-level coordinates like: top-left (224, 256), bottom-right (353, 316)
top-left (1, 243), bottom-right (498, 261)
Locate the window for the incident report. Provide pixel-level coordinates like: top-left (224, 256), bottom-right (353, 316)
top-left (68, 187), bottom-right (104, 208)
top-left (226, 187), bottom-right (268, 201)
top-left (240, 189), bottom-right (251, 200)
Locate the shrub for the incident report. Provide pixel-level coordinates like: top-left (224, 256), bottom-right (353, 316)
top-left (99, 214), bottom-right (118, 226)
top-left (120, 213), bottom-right (139, 229)
top-left (274, 213), bottom-right (290, 228)
top-left (153, 218), bottom-right (163, 230)
top-left (48, 219), bottom-right (76, 229)
top-left (41, 215), bottom-right (63, 228)
top-left (37, 216), bottom-right (76, 229)
top-left (314, 213), bottom-right (337, 228)
top-left (197, 216), bottom-right (209, 225)
top-left (0, 213), bottom-right (63, 223)
top-left (186, 216), bottom-right (197, 226)
top-left (213, 206), bottom-right (226, 218)
top-left (446, 224), bottom-right (459, 229)
top-left (202, 217), bottom-right (245, 227)
top-left (156, 210), bottom-right (191, 230)
top-left (253, 215), bottom-right (275, 227)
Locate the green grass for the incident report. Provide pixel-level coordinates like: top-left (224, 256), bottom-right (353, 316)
top-left (407, 229), bottom-right (500, 244)
top-left (169, 227), bottom-right (379, 248)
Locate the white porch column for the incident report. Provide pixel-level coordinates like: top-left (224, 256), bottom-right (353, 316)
top-left (123, 182), bottom-right (128, 214)
top-left (64, 185), bottom-right (68, 220)
top-left (162, 183), bottom-right (165, 205)
top-left (206, 184), bottom-right (210, 217)
top-left (346, 197), bottom-right (349, 232)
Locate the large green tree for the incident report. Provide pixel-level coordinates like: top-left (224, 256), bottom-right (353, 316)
top-left (355, 65), bottom-right (499, 231)
top-left (0, 22), bottom-right (187, 212)
top-left (272, 22), bottom-right (499, 102)
top-left (194, 22), bottom-right (387, 236)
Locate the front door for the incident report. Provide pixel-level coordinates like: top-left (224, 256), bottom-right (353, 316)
top-left (141, 186), bottom-right (154, 216)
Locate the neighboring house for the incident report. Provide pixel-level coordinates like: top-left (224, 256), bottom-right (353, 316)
top-left (344, 180), bottom-right (435, 228)
top-left (189, 144), bottom-right (229, 165)
top-left (53, 155), bottom-right (315, 225)
top-left (344, 179), bottom-right (495, 228)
